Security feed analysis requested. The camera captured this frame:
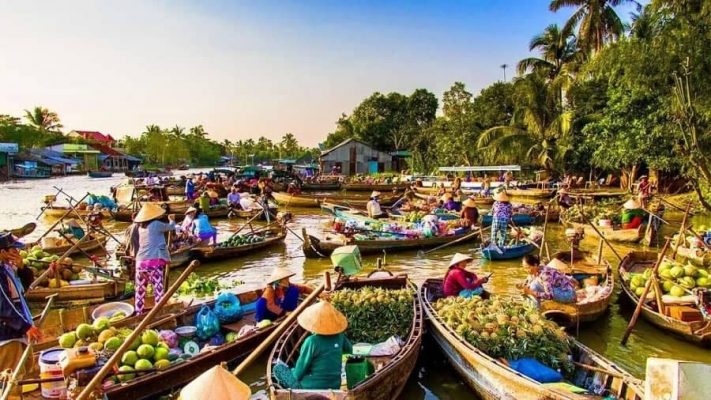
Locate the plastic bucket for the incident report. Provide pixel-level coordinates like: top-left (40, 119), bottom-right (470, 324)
top-left (39, 348), bottom-right (66, 398)
top-left (345, 356), bottom-right (374, 389)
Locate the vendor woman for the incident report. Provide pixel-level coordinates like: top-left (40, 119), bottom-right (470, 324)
top-left (256, 268), bottom-right (313, 322)
top-left (366, 191), bottom-right (387, 219)
top-left (443, 253), bottom-right (488, 297)
top-left (522, 255), bottom-right (577, 303)
top-left (460, 196), bottom-right (480, 226)
top-left (621, 197), bottom-right (646, 229)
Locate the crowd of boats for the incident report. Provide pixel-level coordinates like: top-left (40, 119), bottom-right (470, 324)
top-left (2, 167), bottom-right (710, 400)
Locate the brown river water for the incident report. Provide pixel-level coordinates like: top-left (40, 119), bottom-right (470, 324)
top-left (2, 171), bottom-right (710, 399)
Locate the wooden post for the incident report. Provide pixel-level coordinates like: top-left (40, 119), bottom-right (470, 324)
top-left (672, 202), bottom-right (693, 260)
top-left (75, 260), bottom-right (200, 400)
top-left (621, 238), bottom-right (672, 345)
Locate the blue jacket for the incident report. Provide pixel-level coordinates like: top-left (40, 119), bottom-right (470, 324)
top-left (0, 264), bottom-right (33, 341)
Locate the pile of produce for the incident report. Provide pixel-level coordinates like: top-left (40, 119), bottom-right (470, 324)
top-left (627, 259), bottom-right (711, 298)
top-left (560, 202), bottom-right (620, 225)
top-left (403, 211), bottom-right (427, 223)
top-left (331, 286), bottom-right (414, 344)
top-left (216, 233), bottom-right (266, 248)
top-left (434, 296), bottom-right (573, 373)
top-left (177, 273), bottom-right (242, 298)
top-left (21, 245), bottom-right (82, 288)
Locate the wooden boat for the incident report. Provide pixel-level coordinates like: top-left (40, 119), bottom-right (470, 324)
top-left (272, 191), bottom-right (400, 208)
top-left (675, 246), bottom-right (711, 267)
top-left (116, 242), bottom-right (197, 270)
top-left (87, 171), bottom-right (113, 178)
top-left (268, 273), bottom-right (423, 400)
top-left (301, 181), bottom-right (342, 191)
top-left (112, 200), bottom-right (193, 222)
top-left (420, 279), bottom-right (645, 400)
top-left (561, 218), bottom-right (646, 243)
top-left (165, 185), bottom-right (185, 196)
top-left (481, 242), bottom-right (536, 260)
top-left (40, 206), bottom-right (112, 219)
top-left (412, 187), bottom-right (494, 206)
top-left (342, 182), bottom-right (408, 192)
top-left (505, 188), bottom-right (557, 199)
top-left (28, 234), bottom-right (108, 256)
top-left (567, 188), bottom-right (627, 201)
top-left (26, 278), bottom-right (126, 303)
top-left (192, 225), bottom-right (287, 262)
top-left (481, 214), bottom-right (536, 227)
top-left (302, 228), bottom-right (475, 258)
top-left (619, 251), bottom-right (711, 346)
top-left (535, 252), bottom-right (614, 326)
top-left (125, 169), bottom-right (173, 178)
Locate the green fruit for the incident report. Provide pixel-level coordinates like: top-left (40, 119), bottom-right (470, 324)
top-left (19, 250), bottom-right (27, 258)
top-left (129, 336), bottom-right (142, 351)
top-left (75, 323), bottom-right (94, 340)
top-left (670, 285), bottom-right (685, 297)
top-left (134, 359), bottom-right (153, 371)
top-left (684, 264), bottom-right (698, 278)
top-left (670, 266), bottom-right (685, 278)
top-left (698, 269), bottom-right (709, 278)
top-left (154, 359), bottom-right (171, 370)
top-left (118, 366), bottom-right (135, 382)
top-left (153, 347), bottom-right (169, 361)
top-left (104, 337), bottom-right (123, 352)
top-left (157, 342), bottom-right (170, 351)
top-left (662, 280), bottom-right (674, 293)
top-left (635, 287), bottom-right (645, 297)
top-left (137, 344), bottom-right (155, 359)
top-left (630, 275), bottom-right (645, 289)
top-left (696, 277), bottom-right (709, 288)
top-left (121, 350), bottom-right (139, 366)
top-left (680, 276), bottom-right (696, 289)
top-left (225, 332), bottom-right (238, 342)
top-left (659, 269), bottom-right (673, 280)
top-left (93, 317), bottom-right (110, 332)
top-left (659, 261), bottom-right (672, 272)
top-left (141, 330), bottom-right (160, 346)
top-left (59, 332), bottom-right (77, 348)
top-left (643, 269), bottom-right (653, 279)
top-left (89, 342), bottom-right (103, 352)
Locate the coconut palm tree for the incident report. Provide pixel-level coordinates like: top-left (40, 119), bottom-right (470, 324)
top-left (550, 0), bottom-right (634, 54)
top-left (517, 24), bottom-right (578, 80)
top-left (477, 74), bottom-right (572, 173)
top-left (23, 106), bottom-right (63, 132)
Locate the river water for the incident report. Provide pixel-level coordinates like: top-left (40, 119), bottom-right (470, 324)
top-left (2, 172), bottom-right (710, 399)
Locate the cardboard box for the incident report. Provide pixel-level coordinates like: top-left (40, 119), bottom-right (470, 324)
top-left (645, 358), bottom-right (711, 400)
top-left (666, 305), bottom-right (703, 322)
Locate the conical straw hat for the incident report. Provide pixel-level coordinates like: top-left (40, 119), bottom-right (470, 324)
top-left (265, 268), bottom-right (295, 285)
top-left (449, 252), bottom-right (473, 268)
top-left (493, 190), bottom-right (509, 202)
top-left (462, 197), bottom-right (478, 208)
top-left (133, 203), bottom-right (166, 223)
top-left (297, 301), bottom-right (348, 335)
top-left (370, 191), bottom-right (381, 198)
top-left (179, 365), bottom-right (250, 400)
top-left (623, 198), bottom-right (641, 210)
top-left (546, 258), bottom-right (568, 271)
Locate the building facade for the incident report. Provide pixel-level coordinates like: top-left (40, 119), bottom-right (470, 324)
top-left (319, 139), bottom-right (393, 176)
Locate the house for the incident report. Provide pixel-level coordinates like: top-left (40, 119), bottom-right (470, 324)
top-left (29, 148), bottom-right (81, 175)
top-left (12, 152), bottom-right (52, 179)
top-left (47, 144), bottom-right (100, 172)
top-left (89, 143), bottom-right (141, 171)
top-left (319, 138), bottom-right (393, 176)
top-left (67, 130), bottom-right (116, 146)
top-left (0, 143), bottom-right (18, 181)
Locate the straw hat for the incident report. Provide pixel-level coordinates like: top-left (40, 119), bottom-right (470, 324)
top-left (185, 207), bottom-right (197, 215)
top-left (493, 190), bottom-right (509, 202)
top-left (639, 175), bottom-right (648, 179)
top-left (208, 190), bottom-right (219, 199)
top-left (297, 301), bottom-right (348, 335)
top-left (370, 191), bottom-right (381, 198)
top-left (546, 258), bottom-right (568, 271)
top-left (179, 365), bottom-right (250, 400)
top-left (449, 253), bottom-right (473, 268)
top-left (623, 198), bottom-right (642, 210)
top-left (266, 268), bottom-right (295, 284)
top-left (65, 219), bottom-right (82, 228)
top-left (462, 197), bottom-right (478, 208)
top-left (441, 193), bottom-right (453, 202)
top-left (133, 203), bottom-right (166, 223)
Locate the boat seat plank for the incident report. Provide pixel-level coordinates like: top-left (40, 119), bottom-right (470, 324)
top-left (221, 313), bottom-right (257, 333)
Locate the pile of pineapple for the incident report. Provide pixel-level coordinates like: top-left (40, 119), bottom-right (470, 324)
top-left (434, 296), bottom-right (573, 373)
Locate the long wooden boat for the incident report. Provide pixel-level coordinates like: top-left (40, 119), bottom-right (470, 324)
top-left (301, 181), bottom-right (342, 191)
top-left (567, 188), bottom-right (627, 201)
top-left (40, 206), bottom-right (112, 219)
top-left (191, 226), bottom-right (287, 262)
top-left (342, 182), bottom-right (407, 192)
top-left (535, 252), bottom-right (614, 326)
top-left (28, 234), bottom-right (108, 256)
top-left (412, 187), bottom-right (494, 206)
top-left (165, 185), bottom-right (185, 196)
top-left (302, 228), bottom-right (475, 258)
top-left (481, 242), bottom-right (536, 260)
top-left (268, 273), bottom-right (423, 400)
top-left (619, 251), bottom-right (711, 346)
top-left (87, 171), bottom-right (114, 178)
top-left (561, 218), bottom-right (646, 243)
top-left (420, 279), bottom-right (645, 400)
top-left (117, 242), bottom-right (197, 270)
top-left (272, 191), bottom-right (400, 208)
top-left (505, 188), bottom-right (557, 199)
top-left (26, 278), bottom-right (126, 303)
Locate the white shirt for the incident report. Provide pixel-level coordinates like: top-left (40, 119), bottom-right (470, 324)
top-left (367, 200), bottom-right (382, 217)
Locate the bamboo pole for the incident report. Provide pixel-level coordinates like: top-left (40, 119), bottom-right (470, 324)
top-left (34, 193), bottom-right (91, 241)
top-left (575, 204), bottom-right (624, 262)
top-left (621, 237), bottom-right (672, 345)
top-left (672, 202), bottom-right (693, 260)
top-left (75, 260), bottom-right (200, 400)
top-left (0, 294), bottom-right (57, 400)
top-left (539, 204), bottom-right (551, 258)
top-left (232, 282), bottom-right (325, 376)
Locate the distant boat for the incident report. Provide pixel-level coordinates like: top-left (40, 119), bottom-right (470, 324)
top-left (87, 171), bottom-right (113, 178)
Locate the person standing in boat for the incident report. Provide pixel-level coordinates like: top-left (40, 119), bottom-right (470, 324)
top-left (557, 188), bottom-right (574, 209)
top-left (490, 189), bottom-right (512, 247)
top-left (134, 204), bottom-right (175, 314)
top-left (185, 175), bottom-right (195, 200)
top-left (255, 268), bottom-right (313, 322)
top-left (637, 175), bottom-right (652, 207)
top-left (366, 191), bottom-right (387, 219)
top-left (443, 253), bottom-right (488, 297)
top-left (272, 301), bottom-right (352, 390)
top-left (481, 175), bottom-right (491, 197)
top-left (0, 233), bottom-right (41, 392)
top-left (442, 193), bottom-right (460, 212)
top-left (460, 197), bottom-right (480, 227)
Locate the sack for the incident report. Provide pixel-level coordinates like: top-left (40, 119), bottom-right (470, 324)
top-left (508, 358), bottom-right (562, 383)
top-left (194, 305), bottom-right (220, 340)
top-left (213, 292), bottom-right (243, 323)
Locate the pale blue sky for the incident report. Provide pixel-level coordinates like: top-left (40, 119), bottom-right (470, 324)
top-left (0, 1), bottom-right (639, 146)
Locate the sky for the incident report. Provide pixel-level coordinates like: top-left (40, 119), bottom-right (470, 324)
top-left (0, 1), bottom-right (639, 147)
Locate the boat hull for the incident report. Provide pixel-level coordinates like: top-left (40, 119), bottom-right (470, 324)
top-left (273, 191), bottom-right (399, 208)
top-left (481, 214), bottom-right (536, 227)
top-left (481, 243), bottom-right (535, 260)
top-left (562, 220), bottom-right (645, 243)
top-left (26, 280), bottom-right (126, 303)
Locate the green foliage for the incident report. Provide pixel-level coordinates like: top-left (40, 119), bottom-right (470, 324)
top-left (0, 109), bottom-right (64, 148)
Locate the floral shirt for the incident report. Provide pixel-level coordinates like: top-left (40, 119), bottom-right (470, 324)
top-left (533, 266), bottom-right (577, 301)
top-left (492, 201), bottom-right (513, 220)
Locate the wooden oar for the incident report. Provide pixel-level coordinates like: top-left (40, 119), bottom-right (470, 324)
top-left (621, 237), bottom-right (672, 345)
top-left (672, 202), bottom-right (693, 260)
top-left (539, 204), bottom-right (551, 258)
top-left (8, 223), bottom-right (36, 239)
top-left (232, 282), bottom-right (326, 376)
top-left (75, 260), bottom-right (200, 400)
top-left (417, 227), bottom-right (488, 257)
top-left (0, 294), bottom-right (57, 400)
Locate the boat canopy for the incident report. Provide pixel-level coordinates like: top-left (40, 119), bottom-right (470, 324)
top-left (438, 165), bottom-right (521, 173)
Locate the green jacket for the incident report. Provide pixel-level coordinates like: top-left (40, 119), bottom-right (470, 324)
top-left (292, 333), bottom-right (352, 390)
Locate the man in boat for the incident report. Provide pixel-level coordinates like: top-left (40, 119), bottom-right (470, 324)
top-left (637, 175), bottom-right (652, 207)
top-left (522, 255), bottom-right (577, 303)
top-left (460, 196), bottom-right (480, 227)
top-left (366, 191), bottom-right (387, 219)
top-left (621, 198), bottom-right (646, 229)
top-left (443, 253), bottom-right (489, 297)
top-left (490, 189), bottom-right (512, 248)
top-left (272, 301), bottom-right (351, 390)
top-left (0, 232), bottom-right (41, 393)
top-left (227, 186), bottom-right (241, 209)
top-left (481, 174), bottom-right (491, 196)
top-left (286, 180), bottom-right (301, 195)
top-left (256, 268), bottom-right (314, 323)
top-left (59, 219), bottom-right (85, 241)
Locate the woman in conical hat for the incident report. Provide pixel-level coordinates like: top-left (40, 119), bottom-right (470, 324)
top-left (460, 196), bottom-right (480, 226)
top-left (255, 267), bottom-right (314, 323)
top-left (180, 364), bottom-right (251, 400)
top-left (133, 203), bottom-right (176, 314)
top-left (621, 197), bottom-right (646, 230)
top-left (442, 253), bottom-right (488, 298)
top-left (490, 188), bottom-right (513, 247)
top-left (366, 191), bottom-right (386, 219)
top-left (272, 301), bottom-right (352, 390)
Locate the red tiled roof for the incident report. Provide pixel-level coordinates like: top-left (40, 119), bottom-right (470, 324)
top-left (89, 143), bottom-right (123, 156)
top-left (73, 130), bottom-right (114, 143)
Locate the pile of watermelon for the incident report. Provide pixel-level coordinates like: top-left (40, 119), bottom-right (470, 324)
top-left (628, 259), bottom-right (711, 298)
top-left (216, 233), bottom-right (266, 248)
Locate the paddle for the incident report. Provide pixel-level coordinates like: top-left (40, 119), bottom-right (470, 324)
top-left (75, 260), bottom-right (200, 400)
top-left (621, 237), bottom-right (672, 345)
top-left (417, 227), bottom-right (488, 257)
top-left (8, 223), bottom-right (36, 239)
top-left (539, 204), bottom-right (551, 258)
top-left (0, 293), bottom-right (57, 400)
top-left (232, 282), bottom-right (326, 376)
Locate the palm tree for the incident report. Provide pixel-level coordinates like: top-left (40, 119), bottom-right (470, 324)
top-left (23, 106), bottom-right (63, 132)
top-left (517, 24), bottom-right (578, 80)
top-left (550, 0), bottom-right (634, 54)
top-left (170, 125), bottom-right (185, 138)
top-left (477, 74), bottom-right (572, 173)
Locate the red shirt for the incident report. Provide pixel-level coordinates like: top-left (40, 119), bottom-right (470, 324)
top-left (443, 267), bottom-right (480, 297)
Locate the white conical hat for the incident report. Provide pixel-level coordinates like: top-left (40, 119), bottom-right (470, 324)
top-left (133, 203), bottom-right (166, 223)
top-left (297, 301), bottom-right (348, 335)
top-left (449, 252), bottom-right (473, 267)
top-left (179, 365), bottom-right (250, 400)
top-left (623, 198), bottom-right (641, 210)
